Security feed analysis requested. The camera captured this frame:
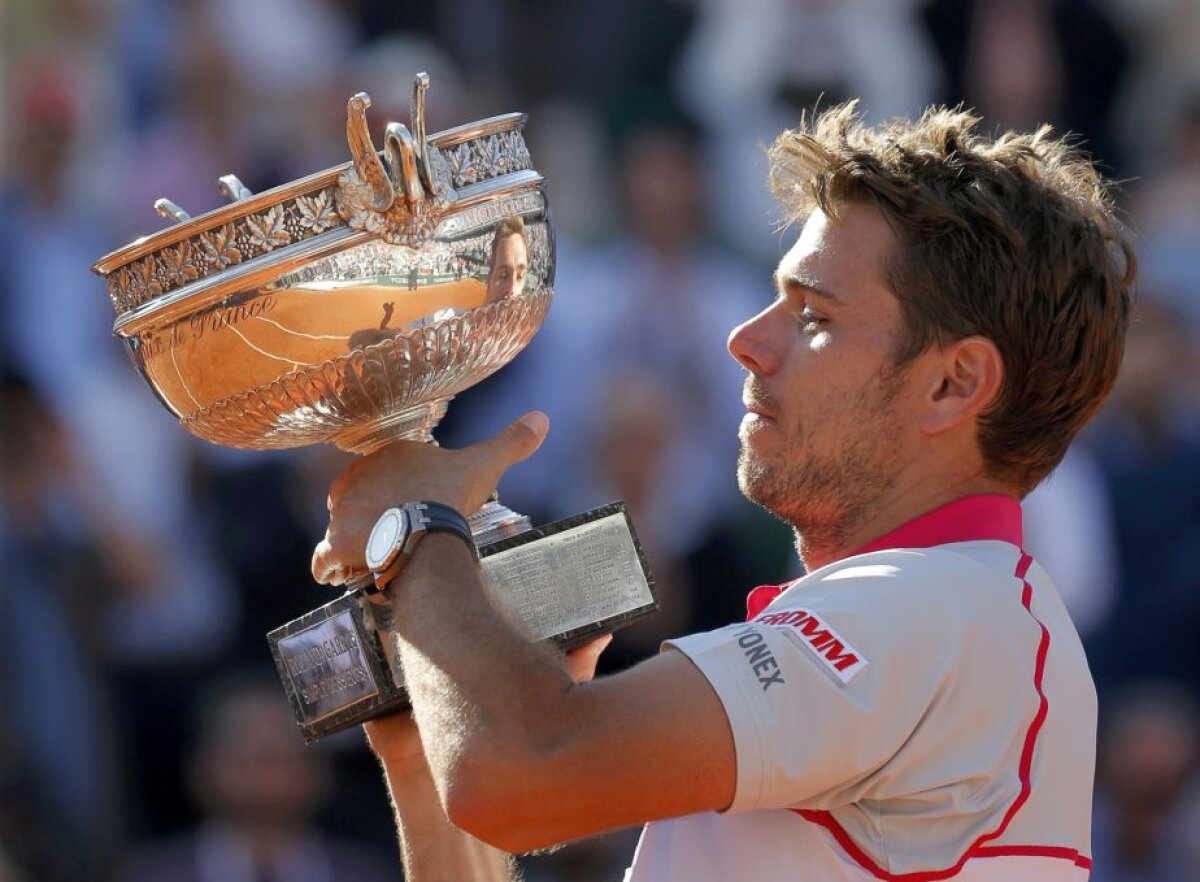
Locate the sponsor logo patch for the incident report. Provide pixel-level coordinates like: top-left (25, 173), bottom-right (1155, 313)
top-left (733, 625), bottom-right (786, 691)
top-left (754, 608), bottom-right (869, 684)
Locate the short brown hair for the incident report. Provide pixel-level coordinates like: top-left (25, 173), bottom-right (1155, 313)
top-left (768, 103), bottom-right (1136, 494)
top-left (490, 215), bottom-right (531, 265)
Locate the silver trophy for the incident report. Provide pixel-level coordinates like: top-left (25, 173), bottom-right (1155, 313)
top-left (93, 75), bottom-right (657, 741)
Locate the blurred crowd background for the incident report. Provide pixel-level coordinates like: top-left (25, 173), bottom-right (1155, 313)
top-left (2, 0), bottom-right (1200, 879)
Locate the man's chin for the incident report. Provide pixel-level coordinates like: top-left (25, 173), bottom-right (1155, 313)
top-left (737, 459), bottom-right (780, 513)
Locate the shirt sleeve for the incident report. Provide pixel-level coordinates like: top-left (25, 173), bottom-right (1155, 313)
top-left (664, 555), bottom-right (1005, 814)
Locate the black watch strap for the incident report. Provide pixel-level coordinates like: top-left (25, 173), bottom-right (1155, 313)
top-left (408, 501), bottom-right (477, 559)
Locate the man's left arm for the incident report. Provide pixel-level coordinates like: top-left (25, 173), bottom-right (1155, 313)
top-left (367, 713), bottom-right (516, 882)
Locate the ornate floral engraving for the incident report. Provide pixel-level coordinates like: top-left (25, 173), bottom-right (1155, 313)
top-left (159, 241), bottom-right (201, 287)
top-left (245, 204), bottom-right (292, 251)
top-left (295, 191), bottom-right (339, 232)
top-left (111, 258), bottom-right (165, 312)
top-left (103, 127), bottom-right (530, 315)
top-left (104, 186), bottom-right (342, 314)
top-left (443, 130), bottom-right (532, 190)
top-left (197, 223), bottom-right (242, 270)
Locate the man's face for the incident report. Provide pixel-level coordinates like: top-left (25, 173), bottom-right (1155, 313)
top-left (729, 203), bottom-right (921, 545)
top-left (486, 233), bottom-right (529, 303)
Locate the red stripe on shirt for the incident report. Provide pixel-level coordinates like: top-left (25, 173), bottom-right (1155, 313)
top-left (973, 844), bottom-right (1092, 869)
top-left (790, 551), bottom-right (1087, 879)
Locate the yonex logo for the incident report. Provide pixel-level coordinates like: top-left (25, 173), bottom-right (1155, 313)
top-left (754, 608), bottom-right (868, 684)
top-left (734, 626), bottom-right (786, 691)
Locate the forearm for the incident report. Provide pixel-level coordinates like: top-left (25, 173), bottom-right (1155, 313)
top-left (378, 748), bottom-right (516, 882)
top-left (387, 534), bottom-right (590, 842)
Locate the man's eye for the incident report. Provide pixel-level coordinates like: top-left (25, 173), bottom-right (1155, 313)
top-left (800, 310), bottom-right (827, 332)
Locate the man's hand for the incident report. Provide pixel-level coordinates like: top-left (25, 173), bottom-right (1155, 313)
top-left (312, 412), bottom-right (549, 585)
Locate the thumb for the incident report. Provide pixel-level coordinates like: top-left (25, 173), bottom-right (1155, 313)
top-left (472, 411), bottom-right (550, 473)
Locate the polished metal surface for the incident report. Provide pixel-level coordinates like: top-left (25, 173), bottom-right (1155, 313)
top-left (93, 75), bottom-right (554, 455)
top-left (93, 77), bottom-right (661, 744)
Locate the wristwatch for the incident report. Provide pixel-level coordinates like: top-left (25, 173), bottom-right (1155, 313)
top-left (364, 501), bottom-right (477, 591)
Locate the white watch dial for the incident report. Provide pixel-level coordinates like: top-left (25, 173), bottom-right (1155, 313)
top-left (366, 508), bottom-right (406, 569)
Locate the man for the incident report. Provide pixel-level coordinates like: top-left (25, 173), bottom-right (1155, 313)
top-left (484, 215), bottom-right (530, 305)
top-left (313, 103), bottom-right (1134, 879)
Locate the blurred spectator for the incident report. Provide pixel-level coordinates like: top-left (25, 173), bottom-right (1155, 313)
top-left (1091, 682), bottom-right (1200, 881)
top-left (1086, 297), bottom-right (1200, 697)
top-left (3, 0), bottom-right (127, 214)
top-left (0, 54), bottom-right (238, 672)
top-left (1022, 442), bottom-right (1119, 639)
top-left (1107, 0), bottom-right (1200, 168)
top-left (921, 0), bottom-right (1131, 172)
top-left (2, 57), bottom-right (124, 408)
top-left (505, 1), bottom-right (695, 125)
top-left (1130, 96), bottom-right (1200, 339)
top-left (0, 369), bottom-right (126, 882)
top-left (676, 0), bottom-right (938, 261)
top-left (525, 99), bottom-right (616, 243)
top-left (200, 0), bottom-right (353, 178)
top-left (552, 120), bottom-right (761, 551)
top-left (115, 7), bottom-right (262, 234)
top-left (118, 674), bottom-right (392, 882)
top-left (1, 46), bottom-right (245, 847)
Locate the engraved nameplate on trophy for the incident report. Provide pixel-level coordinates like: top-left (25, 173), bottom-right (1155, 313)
top-left (480, 503), bottom-right (656, 647)
top-left (270, 502), bottom-right (655, 742)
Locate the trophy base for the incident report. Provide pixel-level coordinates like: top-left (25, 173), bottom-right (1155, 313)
top-left (268, 501), bottom-right (657, 742)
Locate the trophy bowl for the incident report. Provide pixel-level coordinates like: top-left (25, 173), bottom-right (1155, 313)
top-left (93, 75), bottom-right (656, 742)
top-left (94, 76), bottom-right (553, 459)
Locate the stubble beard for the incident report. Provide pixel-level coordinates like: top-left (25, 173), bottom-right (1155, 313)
top-left (738, 369), bottom-right (907, 558)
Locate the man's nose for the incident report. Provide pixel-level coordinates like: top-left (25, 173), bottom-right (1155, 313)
top-left (728, 305), bottom-right (781, 375)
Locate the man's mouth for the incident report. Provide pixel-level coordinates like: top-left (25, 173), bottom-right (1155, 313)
top-left (743, 381), bottom-right (778, 421)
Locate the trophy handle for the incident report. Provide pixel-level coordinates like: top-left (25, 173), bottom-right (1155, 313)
top-left (383, 123), bottom-right (425, 210)
top-left (153, 197), bottom-right (191, 223)
top-left (345, 92), bottom-right (397, 212)
top-left (411, 72), bottom-right (436, 196)
top-left (217, 174), bottom-right (253, 202)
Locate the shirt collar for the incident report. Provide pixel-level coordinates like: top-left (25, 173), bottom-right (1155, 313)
top-left (745, 494), bottom-right (1023, 621)
top-left (851, 493), bottom-right (1023, 556)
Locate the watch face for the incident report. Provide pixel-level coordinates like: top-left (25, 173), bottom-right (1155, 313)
top-left (366, 508), bottom-right (407, 570)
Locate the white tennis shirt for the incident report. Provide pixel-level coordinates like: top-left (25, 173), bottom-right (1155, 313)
top-left (624, 495), bottom-right (1096, 881)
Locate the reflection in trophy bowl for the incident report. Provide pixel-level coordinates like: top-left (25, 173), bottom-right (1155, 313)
top-left (92, 78), bottom-right (555, 454)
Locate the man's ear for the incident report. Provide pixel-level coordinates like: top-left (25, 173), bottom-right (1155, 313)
top-left (920, 336), bottom-right (1004, 435)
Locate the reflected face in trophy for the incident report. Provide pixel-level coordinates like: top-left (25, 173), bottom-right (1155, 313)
top-left (486, 217), bottom-right (530, 304)
top-left (728, 203), bottom-right (919, 541)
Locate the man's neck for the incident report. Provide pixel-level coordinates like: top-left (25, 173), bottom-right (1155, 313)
top-left (795, 470), bottom-right (1014, 572)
